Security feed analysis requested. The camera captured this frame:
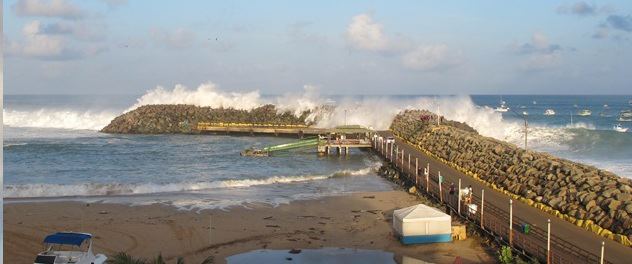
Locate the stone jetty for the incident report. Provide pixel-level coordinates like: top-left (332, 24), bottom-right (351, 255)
top-left (101, 104), bottom-right (312, 134)
top-left (390, 109), bottom-right (632, 243)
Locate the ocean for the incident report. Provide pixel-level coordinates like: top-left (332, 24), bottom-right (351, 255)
top-left (4, 89), bottom-right (632, 210)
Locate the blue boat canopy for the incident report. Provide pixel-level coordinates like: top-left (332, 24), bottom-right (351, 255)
top-left (43, 232), bottom-right (91, 246)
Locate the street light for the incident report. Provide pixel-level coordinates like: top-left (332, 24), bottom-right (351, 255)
top-left (509, 107), bottom-right (528, 151)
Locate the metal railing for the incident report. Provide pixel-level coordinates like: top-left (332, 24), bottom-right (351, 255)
top-left (372, 138), bottom-right (610, 264)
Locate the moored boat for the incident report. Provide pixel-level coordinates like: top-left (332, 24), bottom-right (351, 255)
top-left (619, 110), bottom-right (632, 122)
top-left (544, 109), bottom-right (555, 116)
top-left (494, 101), bottom-right (510, 112)
top-left (577, 109), bottom-right (592, 116)
top-left (614, 124), bottom-right (628, 133)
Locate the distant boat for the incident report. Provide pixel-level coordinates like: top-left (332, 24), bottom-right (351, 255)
top-left (494, 98), bottom-right (510, 112)
top-left (519, 105), bottom-right (526, 109)
top-left (544, 109), bottom-right (556, 116)
top-left (522, 111), bottom-right (529, 116)
top-left (619, 110), bottom-right (632, 122)
top-left (532, 100), bottom-right (537, 105)
top-left (614, 124), bottom-right (628, 133)
top-left (577, 109), bottom-right (592, 116)
top-left (603, 104), bottom-right (609, 108)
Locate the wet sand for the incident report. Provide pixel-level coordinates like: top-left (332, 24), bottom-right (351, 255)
top-left (4, 191), bottom-right (494, 263)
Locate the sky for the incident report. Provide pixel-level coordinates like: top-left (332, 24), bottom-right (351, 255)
top-left (3, 0), bottom-right (632, 95)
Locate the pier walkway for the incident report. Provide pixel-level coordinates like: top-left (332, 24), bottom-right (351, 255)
top-left (374, 131), bottom-right (631, 264)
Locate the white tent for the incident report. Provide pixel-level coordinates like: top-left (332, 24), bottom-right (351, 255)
top-left (392, 204), bottom-right (452, 244)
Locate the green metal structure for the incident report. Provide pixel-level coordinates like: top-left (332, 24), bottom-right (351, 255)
top-left (262, 137), bottom-right (320, 152)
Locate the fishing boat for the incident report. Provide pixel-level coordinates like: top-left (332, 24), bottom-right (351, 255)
top-left (34, 232), bottom-right (107, 264)
top-left (614, 124), bottom-right (628, 133)
top-left (544, 109), bottom-right (556, 116)
top-left (577, 109), bottom-right (592, 116)
top-left (494, 101), bottom-right (510, 112)
top-left (619, 110), bottom-right (632, 122)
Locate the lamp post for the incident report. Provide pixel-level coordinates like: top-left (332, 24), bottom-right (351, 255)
top-left (510, 108), bottom-right (528, 151)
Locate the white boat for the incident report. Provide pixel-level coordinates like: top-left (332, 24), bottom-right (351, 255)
top-left (577, 109), bottom-right (592, 116)
top-left (494, 101), bottom-right (510, 112)
top-left (614, 124), bottom-right (628, 133)
top-left (619, 110), bottom-right (632, 122)
top-left (522, 111), bottom-right (529, 116)
top-left (532, 100), bottom-right (537, 105)
top-left (34, 232), bottom-right (107, 264)
top-left (544, 109), bottom-right (556, 116)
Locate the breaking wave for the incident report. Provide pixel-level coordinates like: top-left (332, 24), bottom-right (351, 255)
top-left (4, 166), bottom-right (378, 198)
top-left (3, 109), bottom-right (116, 131)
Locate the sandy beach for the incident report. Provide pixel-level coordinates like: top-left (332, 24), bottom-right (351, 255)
top-left (4, 191), bottom-right (494, 263)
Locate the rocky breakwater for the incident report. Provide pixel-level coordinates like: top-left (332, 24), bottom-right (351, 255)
top-left (101, 104), bottom-right (312, 134)
top-left (390, 109), bottom-right (632, 245)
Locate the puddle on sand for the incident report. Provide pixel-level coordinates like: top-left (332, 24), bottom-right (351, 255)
top-left (226, 248), bottom-right (433, 264)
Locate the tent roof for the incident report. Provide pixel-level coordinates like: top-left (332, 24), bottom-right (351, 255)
top-left (393, 204), bottom-right (450, 222)
top-left (43, 232), bottom-right (91, 246)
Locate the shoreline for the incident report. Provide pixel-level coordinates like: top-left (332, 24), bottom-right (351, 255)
top-left (4, 191), bottom-right (495, 264)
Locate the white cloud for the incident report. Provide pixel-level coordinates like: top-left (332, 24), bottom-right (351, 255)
top-left (151, 28), bottom-right (197, 49)
top-left (6, 20), bottom-right (104, 60)
top-left (401, 44), bottom-right (459, 71)
top-left (13, 0), bottom-right (85, 20)
top-left (41, 21), bottom-right (106, 42)
top-left (521, 53), bottom-right (561, 72)
top-left (345, 13), bottom-right (461, 72)
top-left (511, 32), bottom-right (564, 72)
top-left (101, 0), bottom-right (127, 8)
top-left (345, 14), bottom-right (389, 51)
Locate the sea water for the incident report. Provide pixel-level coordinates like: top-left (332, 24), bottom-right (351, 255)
top-left (4, 90), bottom-right (632, 210)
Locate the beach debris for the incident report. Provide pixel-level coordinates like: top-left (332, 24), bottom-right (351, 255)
top-left (263, 216), bottom-right (273, 220)
top-left (363, 195), bottom-right (376, 199)
top-left (319, 216), bottom-right (331, 220)
top-left (408, 186), bottom-right (417, 194)
top-left (265, 224), bottom-right (280, 228)
top-left (318, 222), bottom-right (327, 225)
top-left (286, 257), bottom-right (293, 261)
top-left (99, 210), bottom-right (109, 215)
top-left (289, 248), bottom-right (302, 254)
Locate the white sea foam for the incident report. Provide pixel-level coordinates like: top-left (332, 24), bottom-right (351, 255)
top-left (3, 109), bottom-right (116, 130)
top-left (4, 166), bottom-right (378, 198)
top-left (126, 82), bottom-right (263, 112)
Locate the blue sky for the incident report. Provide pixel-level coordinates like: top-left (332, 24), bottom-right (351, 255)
top-left (4, 0), bottom-right (632, 95)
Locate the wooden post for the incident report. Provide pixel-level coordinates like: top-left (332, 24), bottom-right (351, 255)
top-left (439, 171), bottom-right (443, 203)
top-left (401, 149), bottom-right (405, 168)
top-left (547, 219), bottom-right (551, 264)
top-left (509, 199), bottom-right (513, 246)
top-left (425, 165), bottom-right (429, 193)
top-left (600, 241), bottom-right (605, 264)
top-left (458, 178), bottom-right (462, 215)
top-left (392, 145), bottom-right (396, 163)
top-left (415, 158), bottom-right (419, 186)
top-left (481, 189), bottom-right (485, 229)
top-left (408, 153), bottom-right (411, 172)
